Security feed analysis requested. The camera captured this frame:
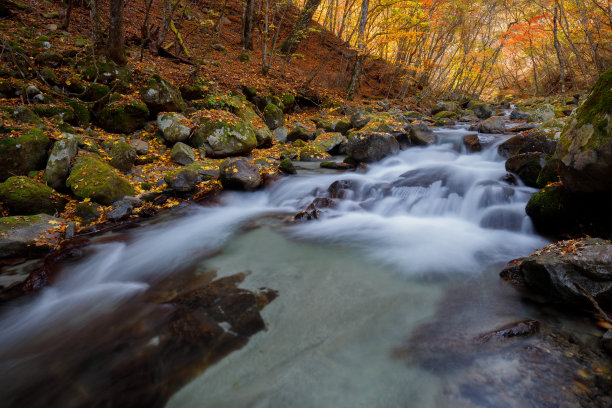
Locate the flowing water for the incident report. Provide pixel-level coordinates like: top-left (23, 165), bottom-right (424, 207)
top-left (0, 124), bottom-right (608, 407)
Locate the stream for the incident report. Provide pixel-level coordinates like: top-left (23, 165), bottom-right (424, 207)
top-left (1, 123), bottom-right (610, 407)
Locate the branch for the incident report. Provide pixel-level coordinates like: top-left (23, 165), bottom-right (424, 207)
top-left (573, 280), bottom-right (612, 325)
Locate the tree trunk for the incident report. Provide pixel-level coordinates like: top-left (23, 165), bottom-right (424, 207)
top-left (107, 0), bottom-right (127, 65)
top-left (553, 3), bottom-right (566, 94)
top-left (346, 0), bottom-right (369, 99)
top-left (89, 0), bottom-right (103, 46)
top-left (242, 0), bottom-right (256, 50)
top-left (61, 0), bottom-right (73, 30)
top-left (280, 0), bottom-right (322, 58)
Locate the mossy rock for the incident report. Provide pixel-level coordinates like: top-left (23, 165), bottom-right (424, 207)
top-left (242, 85), bottom-right (257, 100)
top-left (109, 140), bottom-right (137, 172)
top-left (0, 176), bottom-right (66, 215)
top-left (170, 142), bottom-right (195, 166)
top-left (466, 101), bottom-right (492, 119)
top-left (280, 91), bottom-right (295, 112)
top-left (0, 214), bottom-right (67, 258)
top-left (81, 60), bottom-right (130, 85)
top-left (0, 128), bottom-right (50, 181)
top-left (12, 105), bottom-right (41, 124)
top-left (555, 68), bottom-right (612, 193)
top-left (505, 152), bottom-right (546, 188)
top-left (66, 154), bottom-right (134, 205)
top-left (40, 67), bottom-right (58, 85)
top-left (263, 103), bottom-right (284, 130)
top-left (527, 104), bottom-right (555, 123)
top-left (164, 167), bottom-right (199, 192)
top-left (87, 83), bottom-right (110, 102)
top-left (100, 101), bottom-right (149, 134)
top-left (179, 79), bottom-right (212, 100)
top-left (525, 184), bottom-right (571, 232)
top-left (43, 134), bottom-right (79, 190)
top-left (190, 110), bottom-right (257, 157)
top-left (433, 111), bottom-right (458, 120)
top-left (140, 74), bottom-right (185, 114)
top-left (536, 157), bottom-right (561, 188)
top-left (313, 132), bottom-right (343, 153)
top-left (35, 51), bottom-right (63, 67)
top-left (66, 100), bottom-right (90, 126)
top-left (31, 104), bottom-right (75, 123)
top-left (298, 144), bottom-right (330, 161)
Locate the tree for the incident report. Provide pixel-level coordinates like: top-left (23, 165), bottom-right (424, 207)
top-left (346, 0), bottom-right (369, 99)
top-left (107, 0), bottom-right (127, 65)
top-left (242, 0), bottom-right (256, 50)
top-left (280, 0), bottom-right (323, 58)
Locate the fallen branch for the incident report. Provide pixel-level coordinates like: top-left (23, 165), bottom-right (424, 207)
top-left (573, 280), bottom-right (612, 325)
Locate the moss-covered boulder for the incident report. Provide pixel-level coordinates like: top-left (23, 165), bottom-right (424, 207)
top-left (219, 158), bottom-right (262, 190)
top-left (433, 111), bottom-right (458, 120)
top-left (170, 142), bottom-right (195, 166)
top-left (12, 105), bottom-right (41, 124)
top-left (66, 154), bottom-right (134, 205)
top-left (100, 100), bottom-right (149, 134)
top-left (313, 132), bottom-right (343, 153)
top-left (555, 69), bottom-right (612, 193)
top-left (527, 104), bottom-right (555, 123)
top-left (467, 101), bottom-right (493, 120)
top-left (43, 134), bottom-right (79, 190)
top-left (140, 74), bottom-right (186, 114)
top-left (525, 184), bottom-right (571, 231)
top-left (0, 176), bottom-right (66, 215)
top-left (287, 126), bottom-right (312, 142)
top-left (255, 127), bottom-right (274, 146)
top-left (498, 132), bottom-right (557, 158)
top-left (431, 101), bottom-right (458, 115)
top-left (505, 152), bottom-right (546, 188)
top-left (478, 116), bottom-right (506, 134)
top-left (0, 214), bottom-right (68, 258)
top-left (263, 103), bottom-right (284, 130)
top-left (280, 91), bottom-right (295, 112)
top-left (157, 112), bottom-right (191, 143)
top-left (346, 132), bottom-right (400, 163)
top-left (110, 140), bottom-right (137, 172)
top-left (35, 50), bottom-right (63, 67)
top-left (298, 144), bottom-right (330, 161)
top-left (0, 128), bottom-right (50, 181)
top-left (536, 158), bottom-right (561, 188)
top-left (31, 104), bottom-right (75, 123)
top-left (190, 110), bottom-right (257, 157)
top-left (81, 60), bottom-right (130, 85)
top-left (164, 167), bottom-right (200, 192)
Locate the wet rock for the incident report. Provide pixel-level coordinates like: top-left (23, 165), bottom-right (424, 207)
top-left (219, 158), bottom-right (261, 191)
top-left (346, 132), bottom-right (400, 163)
top-left (140, 74), bottom-right (186, 114)
top-left (555, 69), bottom-right (612, 193)
top-left (0, 176), bottom-right (66, 215)
top-left (502, 238), bottom-right (612, 308)
top-left (463, 134), bottom-right (481, 152)
top-left (505, 152), bottom-right (546, 187)
top-left (157, 113), bottom-right (191, 143)
top-left (408, 121), bottom-right (436, 145)
top-left (510, 109), bottom-right (530, 120)
top-left (109, 140), bottom-right (137, 172)
top-left (164, 167), bottom-right (200, 192)
top-left (474, 319), bottom-right (540, 344)
top-left (190, 110), bottom-right (257, 157)
top-left (320, 161), bottom-right (354, 170)
top-left (170, 142), bottom-right (195, 166)
top-left (478, 116), bottom-right (506, 134)
top-left (500, 173), bottom-right (518, 185)
top-left (328, 179), bottom-right (359, 199)
top-left (67, 154), bottom-right (134, 205)
top-left (129, 139), bottom-right (149, 155)
top-left (0, 215), bottom-right (67, 258)
top-left (43, 134), bottom-right (78, 190)
top-left (0, 128), bottom-right (50, 181)
top-left (279, 158), bottom-right (296, 175)
top-left (498, 132), bottom-right (557, 158)
top-left (107, 199), bottom-right (136, 222)
top-left (287, 126), bottom-right (312, 142)
top-left (525, 184), bottom-right (571, 232)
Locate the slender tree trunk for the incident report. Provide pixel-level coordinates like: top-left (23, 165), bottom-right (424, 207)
top-left (89, 0), bottom-right (103, 46)
top-left (61, 0), bottom-right (73, 30)
top-left (280, 0), bottom-right (323, 58)
top-left (553, 3), bottom-right (566, 94)
top-left (107, 0), bottom-right (127, 65)
top-left (242, 0), bottom-right (256, 50)
top-left (262, 0), bottom-right (269, 75)
top-left (346, 0), bottom-right (369, 99)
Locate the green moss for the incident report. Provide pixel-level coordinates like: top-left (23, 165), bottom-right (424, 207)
top-left (280, 91), bottom-right (295, 111)
top-left (525, 184), bottom-right (569, 224)
top-left (88, 83), bottom-right (110, 101)
top-left (66, 101), bottom-right (90, 126)
top-left (298, 144), bottom-right (329, 161)
top-left (31, 104), bottom-right (75, 122)
top-left (100, 101), bottom-right (149, 134)
top-left (0, 176), bottom-right (66, 215)
top-left (66, 154), bottom-right (134, 205)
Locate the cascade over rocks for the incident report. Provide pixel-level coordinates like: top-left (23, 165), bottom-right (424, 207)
top-left (505, 152), bottom-right (546, 188)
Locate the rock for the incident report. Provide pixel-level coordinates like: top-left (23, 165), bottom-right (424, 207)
top-left (463, 134), bottom-right (481, 152)
top-left (35, 51), bottom-right (62, 67)
top-left (219, 158), bottom-right (262, 190)
top-left (242, 85), bottom-right (257, 100)
top-left (404, 111), bottom-right (423, 121)
top-left (212, 43), bottom-right (226, 52)
top-left (328, 179), bottom-right (360, 199)
top-left (298, 144), bottom-right (329, 161)
top-left (313, 132), bottom-right (343, 153)
top-left (498, 132), bottom-right (557, 158)
top-left (0, 215), bottom-right (67, 258)
top-left (170, 142), bottom-right (195, 166)
top-left (478, 116), bottom-right (506, 134)
top-left (164, 168), bottom-right (200, 192)
top-left (0, 128), bottom-right (50, 181)
top-left (13, 105), bottom-right (41, 124)
top-left (509, 123), bottom-right (541, 133)
top-left (179, 80), bottom-right (210, 100)
top-left (536, 157), bottom-right (561, 188)
top-left (408, 121), bottom-right (436, 145)
top-left (505, 152), bottom-right (546, 187)
top-left (157, 113), bottom-right (191, 143)
top-left (433, 111), bottom-right (458, 120)
top-left (346, 132), bottom-right (400, 163)
top-left (43, 134), bottom-right (79, 189)
top-left (75, 201), bottom-right (102, 223)
top-left (320, 161), bottom-right (354, 170)
top-left (287, 126), bottom-right (312, 142)
top-left (467, 101), bottom-right (493, 120)
top-left (252, 127), bottom-right (273, 147)
top-left (272, 127), bottom-right (287, 143)
top-left (474, 319), bottom-right (540, 344)
top-left (280, 91), bottom-right (295, 112)
top-left (527, 104), bottom-right (555, 123)
top-left (510, 110), bottom-right (530, 120)
top-left (350, 111), bottom-right (372, 129)
top-left (0, 176), bottom-right (66, 215)
top-left (525, 184), bottom-right (571, 232)
top-left (318, 118), bottom-right (351, 134)
top-left (190, 110), bottom-right (257, 157)
top-left (431, 101), bottom-right (458, 115)
top-left (100, 101), bottom-right (150, 134)
top-left (279, 158), bottom-right (296, 175)
top-left (106, 199), bottom-right (135, 222)
top-left (129, 139), bottom-right (149, 155)
top-left (109, 140), bottom-right (137, 172)
top-left (66, 154), bottom-right (134, 205)
top-left (555, 69), bottom-right (612, 193)
top-left (502, 238), bottom-right (612, 308)
top-left (263, 103), bottom-right (284, 130)
top-left (140, 74), bottom-right (185, 114)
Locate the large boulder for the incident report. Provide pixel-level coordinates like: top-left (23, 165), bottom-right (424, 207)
top-left (66, 155), bottom-right (134, 205)
top-left (190, 110), bottom-right (257, 157)
top-left (478, 116), bottom-right (506, 134)
top-left (346, 132), bottom-right (400, 163)
top-left (408, 121), bottom-right (436, 145)
top-left (43, 135), bottom-right (79, 190)
top-left (100, 101), bottom-right (149, 134)
top-left (467, 101), bottom-right (493, 120)
top-left (501, 238), bottom-right (612, 308)
top-left (219, 158), bottom-right (262, 190)
top-left (0, 128), bottom-right (50, 181)
top-left (0, 215), bottom-right (68, 258)
top-left (263, 103), bottom-right (284, 130)
top-left (313, 132), bottom-right (343, 153)
top-left (554, 69), bottom-right (612, 193)
top-left (109, 140), bottom-right (137, 172)
top-left (527, 104), bottom-right (555, 123)
top-left (140, 74), bottom-right (186, 114)
top-left (505, 152), bottom-right (546, 188)
top-left (498, 132), bottom-right (557, 158)
top-left (431, 101), bottom-right (458, 115)
top-left (157, 113), bottom-right (191, 143)
top-left (170, 142), bottom-right (195, 165)
top-left (0, 176), bottom-right (66, 215)
top-left (164, 167), bottom-right (200, 192)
